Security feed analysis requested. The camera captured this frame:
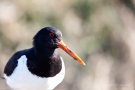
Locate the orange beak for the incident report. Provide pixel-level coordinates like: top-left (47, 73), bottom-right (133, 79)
top-left (58, 41), bottom-right (86, 66)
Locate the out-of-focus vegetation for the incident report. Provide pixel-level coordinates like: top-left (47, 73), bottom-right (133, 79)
top-left (0, 0), bottom-right (135, 90)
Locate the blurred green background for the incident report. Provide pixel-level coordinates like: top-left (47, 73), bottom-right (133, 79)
top-left (0, 0), bottom-right (135, 90)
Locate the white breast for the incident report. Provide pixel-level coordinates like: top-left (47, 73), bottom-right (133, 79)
top-left (4, 55), bottom-right (65, 90)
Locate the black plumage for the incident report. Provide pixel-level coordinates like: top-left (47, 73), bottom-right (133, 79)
top-left (4, 27), bottom-right (63, 77)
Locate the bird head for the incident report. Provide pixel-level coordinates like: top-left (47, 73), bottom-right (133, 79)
top-left (33, 27), bottom-right (86, 65)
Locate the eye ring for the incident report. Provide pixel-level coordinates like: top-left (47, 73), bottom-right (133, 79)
top-left (49, 32), bottom-right (54, 37)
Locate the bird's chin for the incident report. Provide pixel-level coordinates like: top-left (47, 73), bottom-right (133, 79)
top-left (49, 43), bottom-right (59, 49)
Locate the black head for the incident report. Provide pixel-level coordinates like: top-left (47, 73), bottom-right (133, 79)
top-left (33, 27), bottom-right (62, 49)
top-left (33, 26), bottom-right (86, 65)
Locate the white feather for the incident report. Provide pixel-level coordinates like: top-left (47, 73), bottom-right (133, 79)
top-left (4, 55), bottom-right (65, 90)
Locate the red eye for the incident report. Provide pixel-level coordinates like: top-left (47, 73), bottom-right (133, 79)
top-left (49, 32), bottom-right (54, 37)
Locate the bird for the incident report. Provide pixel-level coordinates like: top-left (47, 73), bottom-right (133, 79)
top-left (4, 27), bottom-right (85, 90)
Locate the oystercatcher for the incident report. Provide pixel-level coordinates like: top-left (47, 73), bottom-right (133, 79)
top-left (4, 27), bottom-right (85, 90)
